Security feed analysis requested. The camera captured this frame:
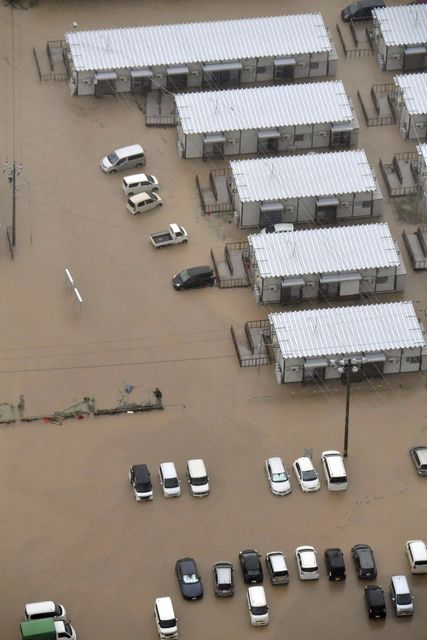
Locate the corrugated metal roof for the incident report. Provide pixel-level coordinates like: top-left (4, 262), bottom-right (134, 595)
top-left (248, 223), bottom-right (400, 278)
top-left (65, 14), bottom-right (332, 72)
top-left (176, 82), bottom-right (353, 134)
top-left (394, 73), bottom-right (427, 114)
top-left (270, 301), bottom-right (425, 359)
top-left (373, 5), bottom-right (427, 47)
top-left (418, 143), bottom-right (427, 166)
top-left (231, 150), bottom-right (375, 202)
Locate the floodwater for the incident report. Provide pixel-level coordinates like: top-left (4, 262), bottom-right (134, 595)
top-left (0, 0), bottom-right (426, 638)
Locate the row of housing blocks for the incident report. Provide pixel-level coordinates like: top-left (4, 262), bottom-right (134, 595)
top-left (64, 8), bottom-right (427, 383)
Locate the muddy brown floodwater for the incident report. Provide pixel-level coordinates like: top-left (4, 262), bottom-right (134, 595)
top-left (0, 0), bottom-right (426, 639)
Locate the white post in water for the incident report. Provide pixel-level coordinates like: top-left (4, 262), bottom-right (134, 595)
top-left (65, 268), bottom-right (74, 289)
top-left (73, 287), bottom-right (83, 311)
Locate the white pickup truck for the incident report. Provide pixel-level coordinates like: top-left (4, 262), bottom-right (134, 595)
top-left (150, 223), bottom-right (188, 248)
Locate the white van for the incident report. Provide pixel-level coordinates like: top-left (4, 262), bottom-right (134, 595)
top-left (406, 540), bottom-right (427, 574)
top-left (100, 144), bottom-right (145, 173)
top-left (389, 575), bottom-right (414, 616)
top-left (186, 459), bottom-right (210, 497)
top-left (321, 450), bottom-right (348, 491)
top-left (247, 586), bottom-right (269, 626)
top-left (24, 601), bottom-right (67, 622)
top-left (154, 597), bottom-right (178, 639)
top-left (122, 173), bottom-right (159, 196)
top-left (126, 191), bottom-right (162, 215)
top-left (265, 551), bottom-right (289, 585)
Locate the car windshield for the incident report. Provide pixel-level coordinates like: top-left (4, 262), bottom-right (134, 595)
top-left (272, 472), bottom-right (287, 482)
top-left (107, 152), bottom-right (119, 164)
top-left (252, 605), bottom-right (268, 615)
top-left (396, 593), bottom-right (412, 605)
top-left (164, 478), bottom-right (179, 488)
top-left (302, 469), bottom-right (317, 481)
top-left (178, 270), bottom-right (189, 280)
top-left (147, 176), bottom-right (154, 184)
top-left (192, 476), bottom-right (208, 486)
top-left (160, 618), bottom-right (176, 629)
top-left (183, 573), bottom-right (199, 584)
top-left (136, 481), bottom-right (151, 491)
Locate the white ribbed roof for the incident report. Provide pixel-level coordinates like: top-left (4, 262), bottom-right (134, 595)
top-left (394, 73), bottom-right (427, 114)
top-left (270, 301), bottom-right (425, 359)
top-left (231, 150), bottom-right (375, 202)
top-left (249, 223), bottom-right (399, 278)
top-left (65, 14), bottom-right (332, 72)
top-left (176, 82), bottom-right (353, 134)
top-left (373, 5), bottom-right (427, 47)
top-left (418, 143), bottom-right (427, 166)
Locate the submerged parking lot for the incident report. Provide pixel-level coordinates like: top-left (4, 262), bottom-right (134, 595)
top-left (0, 0), bottom-right (426, 638)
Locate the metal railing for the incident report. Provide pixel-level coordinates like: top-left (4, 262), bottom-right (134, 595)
top-left (336, 23), bottom-right (373, 58)
top-left (33, 46), bottom-right (67, 82)
top-left (379, 157), bottom-right (418, 197)
top-left (357, 89), bottom-right (396, 127)
top-left (230, 325), bottom-right (271, 368)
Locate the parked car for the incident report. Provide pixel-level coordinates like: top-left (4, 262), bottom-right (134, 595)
top-left (239, 549), bottom-right (263, 584)
top-left (159, 462), bottom-right (181, 498)
top-left (389, 575), bottom-right (414, 616)
top-left (129, 463), bottom-right (153, 501)
top-left (265, 457), bottom-right (292, 496)
top-left (150, 224), bottom-right (188, 248)
top-left (127, 191), bottom-right (162, 215)
top-left (409, 446), bottom-right (427, 475)
top-left (365, 585), bottom-right (386, 619)
top-left (186, 458), bottom-right (210, 497)
top-left (213, 561), bottom-right (234, 597)
top-left (321, 450), bottom-right (348, 490)
top-left (100, 144), bottom-right (145, 173)
top-left (122, 173), bottom-right (159, 196)
top-left (293, 457), bottom-right (321, 492)
top-left (172, 266), bottom-right (215, 290)
top-left (351, 544), bottom-right (377, 579)
top-left (406, 539), bottom-right (427, 573)
top-left (247, 586), bottom-right (269, 626)
top-left (175, 558), bottom-right (203, 600)
top-left (154, 596), bottom-right (178, 639)
top-left (24, 601), bottom-right (67, 622)
top-left (324, 548), bottom-right (346, 581)
top-left (295, 546), bottom-right (319, 580)
top-left (265, 551), bottom-right (289, 585)
top-left (261, 223), bottom-right (294, 234)
top-left (341, 0), bottom-right (385, 22)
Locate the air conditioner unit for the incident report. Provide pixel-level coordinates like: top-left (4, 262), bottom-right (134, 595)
top-left (341, 201), bottom-right (350, 208)
top-left (415, 122), bottom-right (425, 128)
top-left (244, 67), bottom-right (252, 72)
top-left (285, 206), bottom-right (295, 212)
top-left (318, 131), bottom-right (327, 137)
top-left (297, 62), bottom-right (307, 67)
top-left (156, 74), bottom-right (162, 79)
top-left (282, 134), bottom-right (291, 140)
top-left (191, 71), bottom-right (199, 76)
top-left (392, 54), bottom-right (401, 60)
top-left (119, 77), bottom-right (127, 81)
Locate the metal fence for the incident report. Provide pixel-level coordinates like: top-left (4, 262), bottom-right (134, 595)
top-left (379, 152), bottom-right (418, 197)
top-left (357, 89), bottom-right (396, 127)
top-left (33, 46), bottom-right (67, 82)
top-left (230, 324), bottom-right (271, 368)
top-left (336, 23), bottom-right (373, 58)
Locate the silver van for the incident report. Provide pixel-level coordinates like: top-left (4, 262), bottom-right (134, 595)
top-left (321, 450), bottom-right (348, 491)
top-left (247, 586), bottom-right (269, 626)
top-left (100, 144), bottom-right (145, 173)
top-left (154, 597), bottom-right (178, 639)
top-left (24, 601), bottom-right (67, 622)
top-left (389, 575), bottom-right (414, 616)
top-left (186, 459), bottom-right (209, 497)
top-left (122, 173), bottom-right (159, 196)
top-left (265, 551), bottom-right (289, 585)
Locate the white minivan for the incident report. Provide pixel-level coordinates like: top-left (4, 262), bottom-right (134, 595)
top-left (126, 191), bottom-right (162, 215)
top-left (186, 459), bottom-right (210, 497)
top-left (321, 450), bottom-right (348, 491)
top-left (24, 601), bottom-right (67, 622)
top-left (122, 173), bottom-right (159, 196)
top-left (100, 144), bottom-right (145, 173)
top-left (247, 586), bottom-right (269, 626)
top-left (154, 597), bottom-right (178, 639)
top-left (406, 540), bottom-right (427, 573)
top-left (389, 575), bottom-right (414, 616)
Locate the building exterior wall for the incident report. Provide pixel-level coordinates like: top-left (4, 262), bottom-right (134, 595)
top-left (396, 99), bottom-right (427, 140)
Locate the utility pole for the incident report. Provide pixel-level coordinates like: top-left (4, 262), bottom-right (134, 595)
top-left (4, 159), bottom-right (22, 249)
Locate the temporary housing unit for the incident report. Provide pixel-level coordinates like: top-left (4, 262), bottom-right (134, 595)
top-left (175, 82), bottom-right (358, 159)
top-left (372, 5), bottom-right (427, 72)
top-left (248, 223), bottom-right (406, 305)
top-left (393, 73), bottom-right (427, 141)
top-left (269, 301), bottom-right (427, 384)
top-left (230, 150), bottom-right (381, 228)
top-left (64, 14), bottom-right (337, 97)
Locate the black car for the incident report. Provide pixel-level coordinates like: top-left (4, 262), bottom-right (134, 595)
top-left (175, 558), bottom-right (203, 600)
top-left (341, 0), bottom-right (385, 22)
top-left (128, 464), bottom-right (153, 501)
top-left (365, 585), bottom-right (386, 619)
top-left (239, 549), bottom-right (263, 584)
top-left (172, 266), bottom-right (215, 290)
top-left (351, 544), bottom-right (377, 579)
top-left (324, 548), bottom-right (346, 581)
top-left (213, 561), bottom-right (234, 597)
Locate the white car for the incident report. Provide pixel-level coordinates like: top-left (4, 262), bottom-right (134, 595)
top-left (159, 462), bottom-right (181, 498)
top-left (406, 539), bottom-right (427, 574)
top-left (122, 173), bottom-right (159, 196)
top-left (265, 457), bottom-right (291, 496)
top-left (295, 546), bottom-right (320, 580)
top-left (127, 191), bottom-right (163, 215)
top-left (293, 457), bottom-right (320, 492)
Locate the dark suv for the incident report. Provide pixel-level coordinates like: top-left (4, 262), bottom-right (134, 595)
top-left (129, 464), bottom-right (153, 501)
top-left (324, 548), bottom-right (346, 581)
top-left (239, 549), bottom-right (263, 584)
top-left (351, 544), bottom-right (377, 579)
top-left (172, 266), bottom-right (215, 290)
top-left (365, 585), bottom-right (386, 619)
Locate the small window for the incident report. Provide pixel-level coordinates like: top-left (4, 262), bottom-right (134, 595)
top-left (361, 200), bottom-right (372, 208)
top-left (257, 66), bottom-right (267, 74)
top-left (376, 276), bottom-right (389, 284)
top-left (407, 356), bottom-right (420, 364)
top-left (310, 62), bottom-right (320, 70)
top-left (294, 134), bottom-right (304, 142)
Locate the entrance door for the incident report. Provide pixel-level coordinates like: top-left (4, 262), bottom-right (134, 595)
top-left (274, 65), bottom-right (295, 82)
top-left (331, 131), bottom-right (351, 148)
top-left (315, 205), bottom-right (337, 223)
top-left (318, 282), bottom-right (339, 299)
top-left (361, 360), bottom-right (384, 378)
top-left (281, 285), bottom-right (302, 303)
top-left (303, 367), bottom-right (326, 384)
top-left (131, 76), bottom-right (152, 94)
top-left (203, 143), bottom-right (224, 160)
top-left (95, 80), bottom-right (116, 97)
top-left (167, 74), bottom-right (188, 91)
top-left (403, 53), bottom-right (425, 71)
top-left (258, 137), bottom-right (279, 154)
top-left (259, 210), bottom-right (283, 228)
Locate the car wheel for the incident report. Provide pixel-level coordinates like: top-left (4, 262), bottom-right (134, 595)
top-left (128, 192), bottom-right (134, 197)
top-left (111, 170), bottom-right (116, 174)
top-left (136, 163), bottom-right (143, 168)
